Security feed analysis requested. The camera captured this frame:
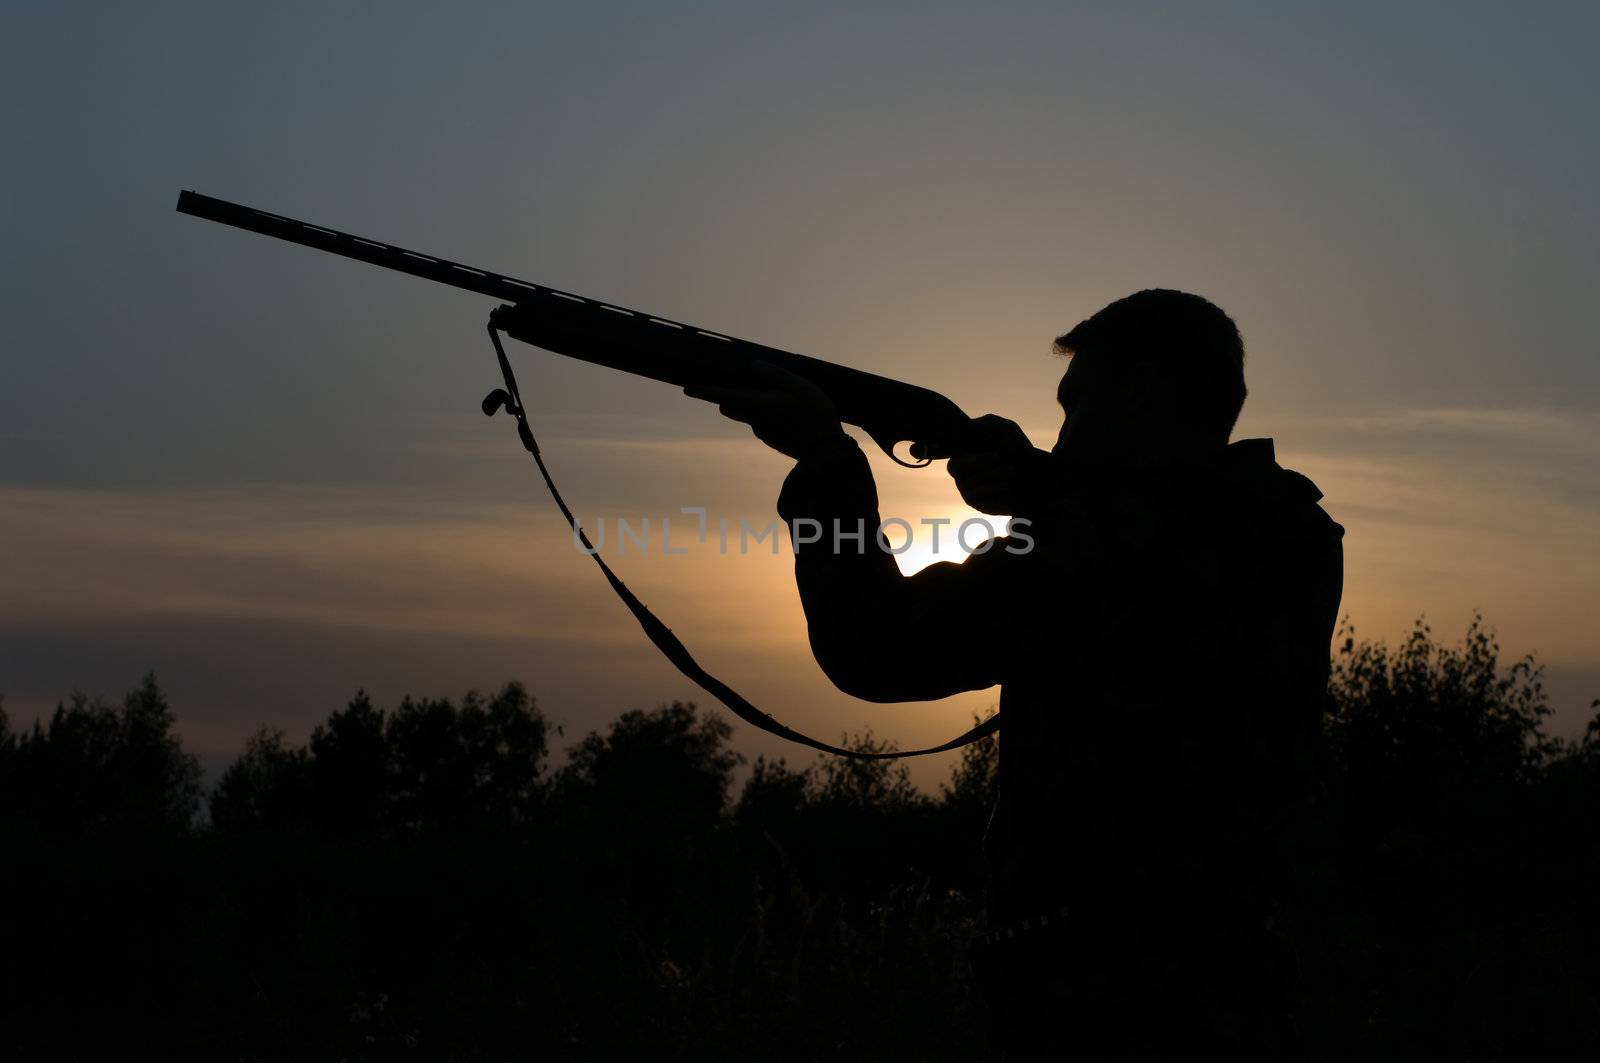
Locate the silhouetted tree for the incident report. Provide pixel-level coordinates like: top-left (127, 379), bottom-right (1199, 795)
top-left (1297, 615), bottom-right (1599, 1059)
top-left (209, 726), bottom-right (312, 834)
top-left (556, 700), bottom-right (740, 838)
top-left (209, 682), bottom-right (550, 840)
top-left (809, 730), bottom-right (924, 814)
top-left (4, 631), bottom-right (1594, 1062)
top-left (1328, 613), bottom-right (1558, 793)
top-left (387, 681), bottom-right (548, 833)
top-left (735, 755), bottom-right (814, 830)
top-left (939, 712), bottom-right (998, 818)
top-left (306, 689), bottom-right (390, 836)
top-left (3, 673), bottom-right (199, 840)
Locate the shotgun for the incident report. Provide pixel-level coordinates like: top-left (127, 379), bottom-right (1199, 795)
top-left (173, 189), bottom-right (1002, 759)
top-left (175, 191), bottom-right (974, 465)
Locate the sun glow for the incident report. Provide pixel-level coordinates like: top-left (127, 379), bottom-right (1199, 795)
top-left (878, 506), bottom-right (1018, 577)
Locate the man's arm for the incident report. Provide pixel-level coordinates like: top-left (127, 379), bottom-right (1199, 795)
top-left (776, 434), bottom-right (1017, 701)
top-left (686, 364), bottom-right (1027, 702)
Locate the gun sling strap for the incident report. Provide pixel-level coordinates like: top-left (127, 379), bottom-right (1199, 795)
top-left (484, 318), bottom-right (1001, 760)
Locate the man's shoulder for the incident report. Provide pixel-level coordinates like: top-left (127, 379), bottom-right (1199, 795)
top-left (1185, 438), bottom-right (1344, 542)
top-left (1017, 440), bottom-right (1345, 558)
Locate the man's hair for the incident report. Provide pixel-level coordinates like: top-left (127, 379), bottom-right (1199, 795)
top-left (1055, 289), bottom-right (1246, 441)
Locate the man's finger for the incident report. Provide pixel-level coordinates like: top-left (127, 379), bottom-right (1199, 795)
top-left (949, 452), bottom-right (1009, 479)
top-left (685, 383), bottom-right (798, 408)
top-left (966, 414), bottom-right (1033, 453)
top-left (747, 361), bottom-right (829, 399)
top-left (685, 384), bottom-right (754, 404)
top-left (716, 401), bottom-right (769, 425)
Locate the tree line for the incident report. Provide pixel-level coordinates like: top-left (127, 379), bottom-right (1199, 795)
top-left (1, 615), bottom-right (1596, 1060)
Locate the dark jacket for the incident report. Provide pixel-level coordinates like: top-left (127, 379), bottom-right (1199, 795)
top-left (777, 436), bottom-right (1344, 944)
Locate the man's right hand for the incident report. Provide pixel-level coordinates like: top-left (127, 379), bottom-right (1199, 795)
top-left (948, 415), bottom-right (1055, 516)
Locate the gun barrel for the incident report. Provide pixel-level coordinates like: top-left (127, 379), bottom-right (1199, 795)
top-left (176, 190), bottom-right (974, 461)
top-left (175, 190), bottom-right (814, 352)
top-left (177, 190), bottom-right (571, 306)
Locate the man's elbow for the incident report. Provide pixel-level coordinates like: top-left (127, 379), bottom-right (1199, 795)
top-left (812, 642), bottom-right (924, 703)
top-left (814, 649), bottom-right (968, 704)
top-left (825, 669), bottom-right (920, 704)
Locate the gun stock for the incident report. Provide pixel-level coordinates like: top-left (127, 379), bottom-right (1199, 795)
top-left (176, 190), bottom-right (972, 463)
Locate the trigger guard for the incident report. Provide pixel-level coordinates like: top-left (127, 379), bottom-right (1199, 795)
top-left (890, 448), bottom-right (933, 469)
top-left (872, 434), bottom-right (933, 468)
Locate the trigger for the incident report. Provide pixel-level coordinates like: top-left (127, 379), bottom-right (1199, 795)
top-left (892, 447), bottom-right (933, 469)
top-left (866, 429), bottom-right (936, 468)
top-left (875, 436), bottom-right (933, 469)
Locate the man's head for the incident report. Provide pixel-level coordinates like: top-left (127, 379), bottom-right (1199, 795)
top-left (1051, 289), bottom-right (1246, 467)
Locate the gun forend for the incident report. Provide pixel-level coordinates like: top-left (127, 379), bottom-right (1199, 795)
top-left (490, 303), bottom-right (972, 465)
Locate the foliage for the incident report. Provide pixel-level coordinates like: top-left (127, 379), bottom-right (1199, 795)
top-left (0, 622), bottom-right (1595, 1060)
top-left (1298, 616), bottom-right (1599, 1057)
top-left (809, 730), bottom-right (925, 813)
top-left (0, 672), bottom-right (200, 841)
top-left (939, 712), bottom-right (999, 820)
top-left (557, 699), bottom-right (738, 839)
top-left (209, 681), bottom-right (548, 838)
top-left (1327, 613), bottom-right (1560, 790)
top-left (208, 726), bottom-right (312, 834)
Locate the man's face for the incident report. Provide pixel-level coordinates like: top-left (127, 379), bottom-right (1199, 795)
top-left (1051, 349), bottom-right (1173, 467)
top-left (1051, 353), bottom-right (1109, 462)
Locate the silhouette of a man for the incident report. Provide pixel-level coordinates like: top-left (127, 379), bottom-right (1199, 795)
top-left (690, 290), bottom-right (1344, 1057)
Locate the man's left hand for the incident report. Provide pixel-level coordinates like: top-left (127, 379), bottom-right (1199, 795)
top-left (685, 364), bottom-right (850, 461)
top-left (948, 414), bottom-right (1055, 516)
